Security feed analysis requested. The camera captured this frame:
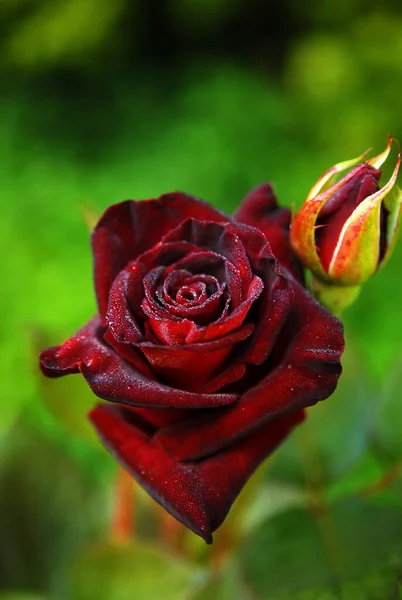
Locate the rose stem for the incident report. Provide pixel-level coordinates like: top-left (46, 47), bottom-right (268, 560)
top-left (210, 524), bottom-right (234, 569)
top-left (159, 509), bottom-right (183, 551)
top-left (296, 427), bottom-right (342, 583)
top-left (110, 466), bottom-right (135, 543)
top-left (360, 459), bottom-right (402, 498)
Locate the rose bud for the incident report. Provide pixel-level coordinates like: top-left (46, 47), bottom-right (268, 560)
top-left (290, 136), bottom-right (402, 313)
top-left (39, 186), bottom-right (344, 543)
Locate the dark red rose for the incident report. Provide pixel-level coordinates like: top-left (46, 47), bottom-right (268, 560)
top-left (39, 184), bottom-right (344, 543)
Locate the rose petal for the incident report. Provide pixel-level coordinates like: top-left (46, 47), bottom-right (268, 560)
top-left (106, 269), bottom-right (144, 344)
top-left (123, 242), bottom-right (201, 315)
top-left (103, 329), bottom-right (155, 378)
top-left (235, 183), bottom-right (304, 281)
top-left (141, 302), bottom-right (196, 345)
top-left (136, 323), bottom-right (254, 390)
top-left (194, 269), bottom-right (293, 393)
top-left (165, 250), bottom-right (244, 310)
top-left (155, 275), bottom-right (344, 460)
top-left (162, 219), bottom-right (253, 295)
top-left (184, 275), bottom-right (263, 344)
top-left (198, 363), bottom-right (247, 394)
top-left (242, 267), bottom-right (293, 365)
top-left (162, 272), bottom-right (214, 305)
top-left (89, 402), bottom-right (305, 543)
top-left (127, 406), bottom-right (191, 429)
top-left (92, 194), bottom-right (230, 320)
top-left (225, 222), bottom-right (294, 365)
top-left (39, 316), bottom-right (238, 408)
top-left (145, 269), bottom-right (226, 325)
top-left (136, 248), bottom-right (263, 346)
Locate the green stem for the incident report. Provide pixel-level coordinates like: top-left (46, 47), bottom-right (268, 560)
top-left (110, 466), bottom-right (135, 543)
top-left (309, 275), bottom-right (361, 317)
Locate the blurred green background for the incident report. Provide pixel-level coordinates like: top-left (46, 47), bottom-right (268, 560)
top-left (1, 0), bottom-right (402, 598)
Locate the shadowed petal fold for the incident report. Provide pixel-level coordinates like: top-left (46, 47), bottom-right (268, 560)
top-left (39, 317), bottom-right (238, 408)
top-left (155, 273), bottom-right (343, 461)
top-left (93, 194), bottom-right (230, 320)
top-left (89, 402), bottom-right (305, 543)
top-left (235, 183), bottom-right (304, 281)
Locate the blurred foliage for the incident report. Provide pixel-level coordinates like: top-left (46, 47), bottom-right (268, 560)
top-left (0, 595), bottom-right (52, 600)
top-left (67, 542), bottom-right (200, 600)
top-left (0, 421), bottom-right (107, 595)
top-left (0, 0), bottom-right (125, 71)
top-left (191, 562), bottom-right (253, 599)
top-left (239, 498), bottom-right (402, 598)
top-left (1, 0), bottom-right (402, 597)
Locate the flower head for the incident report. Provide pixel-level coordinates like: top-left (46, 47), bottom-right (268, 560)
top-left (39, 186), bottom-right (344, 542)
top-left (291, 135), bottom-right (402, 287)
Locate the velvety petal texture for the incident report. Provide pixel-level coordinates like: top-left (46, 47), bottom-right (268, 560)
top-left (235, 183), bottom-right (305, 282)
top-left (39, 187), bottom-right (344, 543)
top-left (89, 403), bottom-right (305, 543)
top-left (40, 316), bottom-right (238, 408)
top-left (92, 193), bottom-right (229, 320)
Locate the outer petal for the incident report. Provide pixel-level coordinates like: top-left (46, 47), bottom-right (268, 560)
top-left (225, 221), bottom-right (294, 366)
top-left (92, 194), bottom-right (230, 320)
top-left (105, 268), bottom-right (144, 344)
top-left (234, 183), bottom-right (304, 281)
top-left (381, 184), bottom-right (402, 267)
top-left (39, 316), bottom-right (238, 408)
top-left (155, 273), bottom-right (344, 460)
top-left (89, 402), bottom-right (305, 543)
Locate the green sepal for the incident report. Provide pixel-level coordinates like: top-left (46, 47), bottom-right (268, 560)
top-left (309, 275), bottom-right (361, 317)
top-left (380, 184), bottom-right (402, 268)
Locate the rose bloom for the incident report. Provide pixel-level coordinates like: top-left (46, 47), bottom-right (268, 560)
top-left (39, 184), bottom-right (344, 543)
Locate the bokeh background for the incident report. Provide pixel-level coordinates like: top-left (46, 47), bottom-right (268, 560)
top-left (1, 0), bottom-right (402, 598)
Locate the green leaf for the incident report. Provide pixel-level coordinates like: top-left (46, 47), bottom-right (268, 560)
top-left (246, 567), bottom-right (402, 600)
top-left (67, 542), bottom-right (201, 600)
top-left (238, 497), bottom-right (402, 599)
top-left (191, 562), bottom-right (252, 600)
top-left (239, 508), bottom-right (332, 598)
top-left (0, 595), bottom-right (51, 600)
top-left (375, 362), bottom-right (402, 458)
top-left (325, 450), bottom-right (384, 502)
top-left (5, 0), bottom-right (126, 69)
top-left (344, 239), bottom-right (402, 382)
top-left (0, 421), bottom-right (106, 594)
top-left (270, 344), bottom-right (376, 486)
top-left (239, 481), bottom-right (307, 536)
top-left (339, 567), bottom-right (402, 600)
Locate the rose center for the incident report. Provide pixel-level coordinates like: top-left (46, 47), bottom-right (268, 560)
top-left (175, 284), bottom-right (204, 305)
top-left (179, 288), bottom-right (197, 301)
top-left (163, 271), bottom-right (221, 308)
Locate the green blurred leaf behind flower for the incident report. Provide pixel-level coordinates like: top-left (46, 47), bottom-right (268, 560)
top-left (1, 0), bottom-right (402, 597)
